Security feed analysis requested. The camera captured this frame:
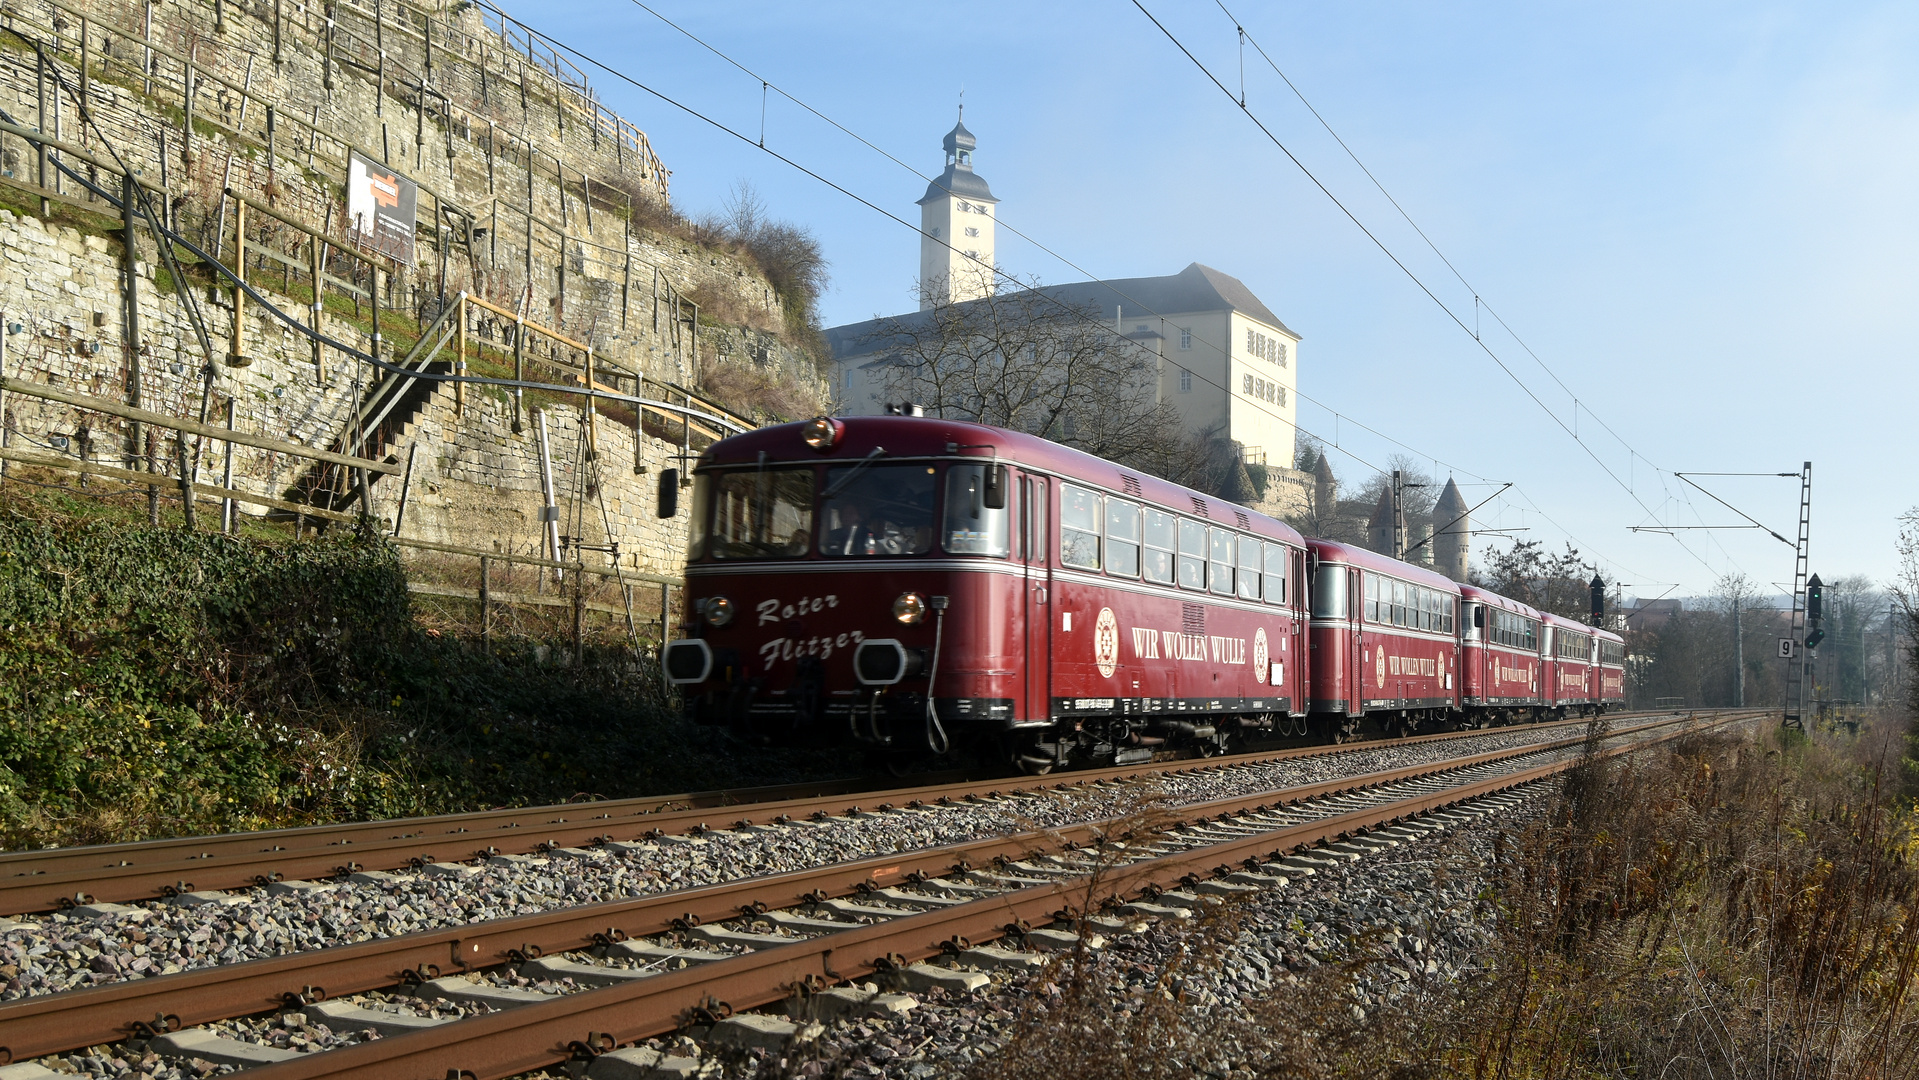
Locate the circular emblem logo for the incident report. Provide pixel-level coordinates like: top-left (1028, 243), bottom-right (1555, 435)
top-left (1253, 628), bottom-right (1269, 685)
top-left (1093, 607), bottom-right (1120, 679)
top-left (1376, 650), bottom-right (1387, 688)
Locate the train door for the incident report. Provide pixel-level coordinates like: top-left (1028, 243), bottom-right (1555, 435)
top-left (1020, 475), bottom-right (1052, 721)
top-left (1347, 568), bottom-right (1364, 716)
top-left (1291, 548), bottom-right (1308, 711)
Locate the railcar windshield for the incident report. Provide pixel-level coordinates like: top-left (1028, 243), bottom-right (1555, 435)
top-left (820, 464), bottom-right (937, 557)
top-left (708, 467), bottom-right (815, 560)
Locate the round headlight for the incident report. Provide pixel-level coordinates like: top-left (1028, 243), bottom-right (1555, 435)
top-left (892, 592), bottom-right (926, 625)
top-left (801, 416), bottom-right (843, 452)
top-left (702, 595), bottom-right (735, 628)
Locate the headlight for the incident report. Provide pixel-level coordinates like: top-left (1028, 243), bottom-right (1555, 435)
top-left (702, 595), bottom-right (734, 627)
top-left (892, 592), bottom-right (926, 625)
top-left (801, 416), bottom-right (843, 452)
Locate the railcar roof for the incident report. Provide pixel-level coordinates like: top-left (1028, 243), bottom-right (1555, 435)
top-left (697, 415), bottom-right (1306, 545)
top-left (1305, 538), bottom-right (1461, 591)
top-left (1541, 612), bottom-right (1598, 632)
top-left (1458, 583), bottom-right (1545, 621)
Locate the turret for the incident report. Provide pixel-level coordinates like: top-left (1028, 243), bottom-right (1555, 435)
top-left (1432, 478), bottom-right (1470, 582)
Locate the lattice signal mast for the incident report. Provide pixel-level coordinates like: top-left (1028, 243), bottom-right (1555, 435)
top-left (1782, 462), bottom-right (1812, 730)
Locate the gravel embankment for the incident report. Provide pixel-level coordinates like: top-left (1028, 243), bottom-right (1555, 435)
top-left (0, 722), bottom-right (1612, 1005)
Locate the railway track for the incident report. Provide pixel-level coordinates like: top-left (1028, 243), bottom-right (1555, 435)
top-left (0, 709), bottom-right (1711, 917)
top-left (0, 710), bottom-right (1765, 1078)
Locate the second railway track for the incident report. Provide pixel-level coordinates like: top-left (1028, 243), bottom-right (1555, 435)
top-left (0, 709), bottom-right (1714, 917)
top-left (0, 710), bottom-right (1764, 1077)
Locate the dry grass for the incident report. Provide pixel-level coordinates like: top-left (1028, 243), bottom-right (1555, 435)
top-left (901, 717), bottom-right (1919, 1080)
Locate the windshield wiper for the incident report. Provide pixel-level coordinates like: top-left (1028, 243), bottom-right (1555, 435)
top-left (820, 446), bottom-right (888, 500)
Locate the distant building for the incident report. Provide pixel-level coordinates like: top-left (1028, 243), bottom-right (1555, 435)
top-left (826, 118), bottom-right (1302, 470)
top-left (1626, 598), bottom-right (1684, 634)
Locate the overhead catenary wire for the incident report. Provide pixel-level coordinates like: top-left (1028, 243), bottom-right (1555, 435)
top-left (481, 0), bottom-right (1659, 586)
top-left (1130, 0), bottom-right (1729, 580)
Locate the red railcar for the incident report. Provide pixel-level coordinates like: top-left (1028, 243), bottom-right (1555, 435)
top-left (1304, 540), bottom-right (1462, 739)
top-left (1542, 613), bottom-right (1598, 715)
top-left (1595, 628), bottom-right (1627, 707)
top-left (663, 416), bottom-right (1310, 770)
top-left (1458, 585), bottom-right (1546, 722)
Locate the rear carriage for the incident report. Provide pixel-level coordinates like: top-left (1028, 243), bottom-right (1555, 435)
top-left (1458, 585), bottom-right (1547, 723)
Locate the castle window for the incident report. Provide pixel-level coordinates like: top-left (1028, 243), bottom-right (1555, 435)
top-left (1242, 373), bottom-right (1254, 394)
top-left (965, 227), bottom-right (979, 237)
top-left (1179, 328), bottom-right (1191, 350)
top-left (1179, 368), bottom-right (1192, 393)
top-left (931, 226), bottom-right (941, 238)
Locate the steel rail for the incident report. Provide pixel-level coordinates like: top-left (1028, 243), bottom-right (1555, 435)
top-left (0, 710), bottom-right (1702, 915)
top-left (233, 711), bottom-right (1759, 1080)
top-left (0, 712), bottom-right (1757, 1064)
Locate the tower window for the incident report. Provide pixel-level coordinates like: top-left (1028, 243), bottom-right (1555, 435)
top-left (965, 250), bottom-right (979, 260)
top-left (931, 226), bottom-right (941, 238)
top-left (965, 227), bottom-right (979, 237)
top-left (1179, 328), bottom-right (1192, 350)
top-left (1243, 373), bottom-right (1254, 394)
top-left (1180, 369), bottom-right (1192, 393)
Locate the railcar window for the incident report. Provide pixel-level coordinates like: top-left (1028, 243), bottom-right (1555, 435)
top-left (1236, 537), bottom-right (1262, 600)
top-left (1443, 596), bottom-right (1455, 635)
top-left (819, 464), bottom-right (935, 557)
top-left (1177, 519), bottom-right (1206, 590)
top-left (1313, 565), bottom-right (1348, 618)
top-left (686, 472), bottom-right (713, 560)
top-left (1060, 484), bottom-right (1102, 570)
top-left (1364, 573), bottom-right (1379, 622)
top-left (710, 467), bottom-right (816, 560)
top-left (1427, 590), bottom-right (1440, 631)
top-left (1600, 640), bottom-right (1625, 665)
top-left (1209, 528), bottom-right (1236, 596)
top-left (1143, 509), bottom-right (1177, 584)
top-left (1263, 543), bottom-right (1287, 606)
top-left (1392, 580), bottom-right (1407, 627)
top-left (942, 465), bottom-right (1011, 557)
top-left (1105, 497), bottom-right (1141, 578)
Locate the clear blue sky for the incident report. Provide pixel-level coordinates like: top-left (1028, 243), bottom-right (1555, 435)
top-left (522, 0), bottom-right (1916, 600)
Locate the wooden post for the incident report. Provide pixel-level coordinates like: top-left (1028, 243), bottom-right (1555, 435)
top-left (176, 435), bottom-right (197, 530)
top-left (455, 295), bottom-right (466, 416)
top-left (228, 199), bottom-right (249, 366)
top-left (122, 172), bottom-right (142, 489)
top-left (182, 55), bottom-right (194, 162)
top-left (660, 582), bottom-right (669, 650)
top-left (479, 554), bottom-right (491, 653)
top-left (323, 0), bottom-right (335, 91)
top-left (310, 234), bottom-right (326, 383)
top-left (36, 50), bottom-right (49, 219)
top-left (573, 562), bottom-right (584, 664)
top-left (392, 442), bottom-right (416, 536)
top-left (220, 398), bottom-right (236, 533)
top-left (583, 346), bottom-right (595, 460)
top-left (79, 18), bottom-right (90, 118)
top-left (512, 304), bottom-right (525, 432)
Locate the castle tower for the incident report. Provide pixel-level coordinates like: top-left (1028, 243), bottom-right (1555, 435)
top-left (1367, 488), bottom-right (1395, 556)
top-left (1432, 478), bottom-right (1471, 582)
top-left (917, 112), bottom-right (999, 309)
top-left (1313, 455), bottom-right (1336, 523)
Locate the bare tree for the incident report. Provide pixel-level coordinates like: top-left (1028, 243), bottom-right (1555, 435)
top-left (1472, 538), bottom-right (1594, 620)
top-left (861, 277), bottom-right (1189, 478)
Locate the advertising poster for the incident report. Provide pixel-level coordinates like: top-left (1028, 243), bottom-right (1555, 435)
top-left (345, 150), bottom-right (418, 266)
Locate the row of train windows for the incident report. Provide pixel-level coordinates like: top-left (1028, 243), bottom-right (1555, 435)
top-left (1488, 608), bottom-right (1539, 650)
top-left (1362, 573), bottom-right (1456, 634)
top-left (1556, 630), bottom-right (1594, 661)
top-left (1600, 640), bottom-right (1626, 666)
top-left (1059, 483), bottom-right (1291, 605)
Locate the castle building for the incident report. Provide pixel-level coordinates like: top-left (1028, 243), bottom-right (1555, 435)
top-left (827, 118), bottom-right (1301, 471)
top-left (1431, 478), bottom-right (1471, 582)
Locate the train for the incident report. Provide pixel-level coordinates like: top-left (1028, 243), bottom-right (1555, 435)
top-left (661, 414), bottom-right (1624, 772)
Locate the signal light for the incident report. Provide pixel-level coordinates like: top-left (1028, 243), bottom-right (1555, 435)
top-left (1806, 574), bottom-right (1824, 622)
top-left (1805, 628), bottom-right (1826, 651)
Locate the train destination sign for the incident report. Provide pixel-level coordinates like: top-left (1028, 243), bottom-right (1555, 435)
top-left (346, 150), bottom-right (418, 266)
